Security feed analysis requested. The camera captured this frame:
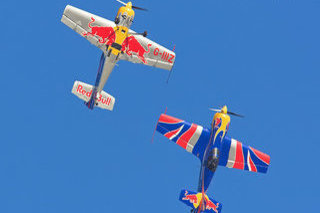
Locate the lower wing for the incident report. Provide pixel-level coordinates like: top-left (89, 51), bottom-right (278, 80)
top-left (219, 136), bottom-right (270, 173)
top-left (156, 114), bottom-right (211, 160)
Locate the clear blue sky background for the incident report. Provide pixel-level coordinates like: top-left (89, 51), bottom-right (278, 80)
top-left (0, 0), bottom-right (319, 212)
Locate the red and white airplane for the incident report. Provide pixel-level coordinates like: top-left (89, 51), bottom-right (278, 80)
top-left (61, 1), bottom-right (175, 110)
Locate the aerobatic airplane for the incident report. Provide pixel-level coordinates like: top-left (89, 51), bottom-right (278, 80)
top-left (61, 1), bottom-right (175, 110)
top-left (155, 106), bottom-right (270, 213)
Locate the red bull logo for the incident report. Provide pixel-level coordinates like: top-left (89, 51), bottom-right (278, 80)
top-left (204, 197), bottom-right (219, 213)
top-left (76, 84), bottom-right (112, 106)
top-left (121, 35), bottom-right (151, 64)
top-left (182, 191), bottom-right (198, 204)
top-left (82, 17), bottom-right (116, 46)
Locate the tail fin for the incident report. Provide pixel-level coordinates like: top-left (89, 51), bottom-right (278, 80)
top-left (71, 81), bottom-right (115, 111)
top-left (179, 189), bottom-right (222, 213)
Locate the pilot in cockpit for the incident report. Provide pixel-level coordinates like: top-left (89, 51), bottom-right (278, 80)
top-left (115, 12), bottom-right (133, 28)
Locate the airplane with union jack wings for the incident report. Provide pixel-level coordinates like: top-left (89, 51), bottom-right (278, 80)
top-left (61, 1), bottom-right (175, 111)
top-left (155, 106), bottom-right (270, 213)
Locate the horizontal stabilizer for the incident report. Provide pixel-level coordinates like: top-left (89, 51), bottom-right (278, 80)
top-left (71, 81), bottom-right (115, 111)
top-left (179, 189), bottom-right (222, 213)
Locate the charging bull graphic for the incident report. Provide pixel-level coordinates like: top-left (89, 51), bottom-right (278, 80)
top-left (182, 191), bottom-right (199, 204)
top-left (204, 197), bottom-right (219, 213)
top-left (182, 191), bottom-right (219, 213)
top-left (122, 35), bottom-right (151, 64)
top-left (82, 17), bottom-right (116, 46)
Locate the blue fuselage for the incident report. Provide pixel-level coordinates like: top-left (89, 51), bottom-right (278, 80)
top-left (197, 126), bottom-right (227, 193)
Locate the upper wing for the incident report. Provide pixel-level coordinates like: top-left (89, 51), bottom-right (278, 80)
top-left (219, 136), bottom-right (270, 173)
top-left (61, 5), bottom-right (116, 52)
top-left (61, 5), bottom-right (175, 71)
top-left (120, 33), bottom-right (176, 71)
top-left (156, 114), bottom-right (211, 160)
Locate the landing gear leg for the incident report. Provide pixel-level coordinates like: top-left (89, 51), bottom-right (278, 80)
top-left (107, 48), bottom-right (112, 57)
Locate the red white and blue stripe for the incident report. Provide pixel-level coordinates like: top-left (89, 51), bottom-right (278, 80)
top-left (156, 114), bottom-right (211, 160)
top-left (219, 137), bottom-right (270, 173)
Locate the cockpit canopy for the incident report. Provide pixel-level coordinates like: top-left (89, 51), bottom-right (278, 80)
top-left (116, 3), bottom-right (135, 28)
top-left (117, 12), bottom-right (134, 28)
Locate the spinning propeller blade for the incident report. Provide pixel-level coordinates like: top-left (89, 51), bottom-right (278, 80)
top-left (209, 108), bottom-right (220, 112)
top-left (116, 0), bottom-right (127, 5)
top-left (228, 111), bottom-right (244, 118)
top-left (209, 107), bottom-right (244, 118)
top-left (132, 5), bottom-right (148, 11)
top-left (116, 0), bottom-right (148, 11)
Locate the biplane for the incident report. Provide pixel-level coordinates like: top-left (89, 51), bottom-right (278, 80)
top-left (61, 1), bottom-right (175, 110)
top-left (155, 106), bottom-right (270, 213)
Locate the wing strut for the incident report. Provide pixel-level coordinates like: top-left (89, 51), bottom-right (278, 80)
top-left (166, 69), bottom-right (174, 84)
top-left (166, 45), bottom-right (176, 83)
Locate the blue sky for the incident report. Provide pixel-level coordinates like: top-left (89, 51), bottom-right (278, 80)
top-left (1, 0), bottom-right (319, 212)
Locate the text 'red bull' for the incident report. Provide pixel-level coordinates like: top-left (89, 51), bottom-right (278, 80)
top-left (83, 17), bottom-right (116, 46)
top-left (122, 35), bottom-right (151, 64)
top-left (76, 85), bottom-right (111, 106)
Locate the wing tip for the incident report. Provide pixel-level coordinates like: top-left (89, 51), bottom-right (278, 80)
top-left (159, 114), bottom-right (183, 124)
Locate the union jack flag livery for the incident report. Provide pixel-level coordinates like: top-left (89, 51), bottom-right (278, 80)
top-left (156, 114), bottom-right (211, 160)
top-left (219, 137), bottom-right (270, 173)
top-left (155, 107), bottom-right (270, 212)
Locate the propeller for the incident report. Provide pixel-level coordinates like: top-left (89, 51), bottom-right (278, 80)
top-left (208, 108), bottom-right (220, 113)
top-left (209, 107), bottom-right (244, 118)
top-left (116, 0), bottom-right (128, 5)
top-left (227, 111), bottom-right (244, 118)
top-left (116, 0), bottom-right (148, 11)
top-left (132, 5), bottom-right (148, 11)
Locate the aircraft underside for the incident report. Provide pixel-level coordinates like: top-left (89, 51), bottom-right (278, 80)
top-left (86, 51), bottom-right (118, 109)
